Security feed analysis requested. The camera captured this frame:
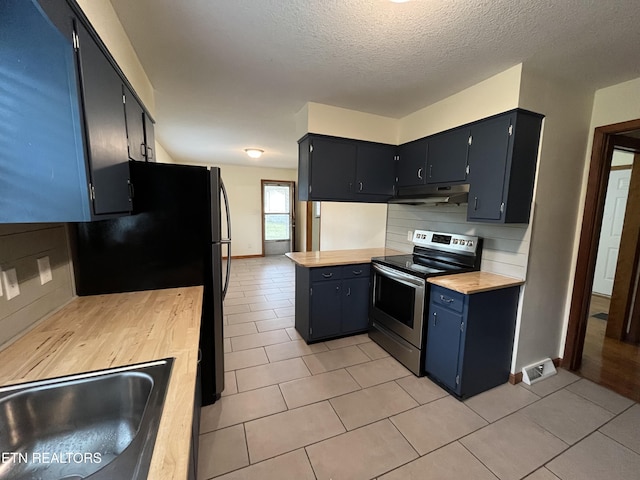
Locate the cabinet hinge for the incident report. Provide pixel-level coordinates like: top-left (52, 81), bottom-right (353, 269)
top-left (468, 135), bottom-right (473, 146)
top-left (89, 183), bottom-right (95, 201)
top-left (508, 124), bottom-right (513, 136)
top-left (465, 164), bottom-right (470, 175)
top-left (309, 144), bottom-right (313, 153)
top-left (72, 31), bottom-right (79, 51)
top-left (455, 374), bottom-right (460, 385)
top-left (500, 202), bottom-right (505, 213)
top-left (460, 321), bottom-right (464, 332)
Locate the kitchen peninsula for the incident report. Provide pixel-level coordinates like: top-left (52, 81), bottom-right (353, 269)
top-left (0, 286), bottom-right (203, 480)
top-left (286, 248), bottom-right (402, 342)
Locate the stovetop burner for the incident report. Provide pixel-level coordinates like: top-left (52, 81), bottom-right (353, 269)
top-left (372, 230), bottom-right (482, 279)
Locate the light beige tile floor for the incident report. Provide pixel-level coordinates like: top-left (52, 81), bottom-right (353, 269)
top-left (199, 256), bottom-right (640, 480)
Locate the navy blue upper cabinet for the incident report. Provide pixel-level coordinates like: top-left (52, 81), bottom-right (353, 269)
top-left (467, 110), bottom-right (543, 223)
top-left (0, 0), bottom-right (153, 222)
top-left (355, 143), bottom-right (396, 196)
top-left (427, 127), bottom-right (470, 184)
top-left (76, 20), bottom-right (131, 216)
top-left (298, 134), bottom-right (395, 202)
top-left (0, 0), bottom-right (91, 222)
top-left (397, 138), bottom-right (428, 187)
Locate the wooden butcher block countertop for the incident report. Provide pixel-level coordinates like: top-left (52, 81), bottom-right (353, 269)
top-left (428, 271), bottom-right (525, 294)
top-left (0, 286), bottom-right (203, 480)
top-left (285, 248), bottom-right (404, 267)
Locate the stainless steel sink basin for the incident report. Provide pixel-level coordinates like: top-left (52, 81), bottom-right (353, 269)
top-left (0, 358), bottom-right (173, 480)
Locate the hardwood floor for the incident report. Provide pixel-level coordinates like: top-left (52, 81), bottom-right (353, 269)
top-left (578, 294), bottom-right (640, 402)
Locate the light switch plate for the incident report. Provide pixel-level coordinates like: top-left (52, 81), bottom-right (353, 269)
top-left (37, 256), bottom-right (53, 285)
top-left (2, 268), bottom-right (20, 300)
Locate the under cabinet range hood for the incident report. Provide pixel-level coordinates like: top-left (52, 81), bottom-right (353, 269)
top-left (389, 184), bottom-right (470, 206)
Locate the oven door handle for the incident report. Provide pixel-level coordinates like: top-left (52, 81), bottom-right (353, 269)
top-left (372, 263), bottom-right (426, 289)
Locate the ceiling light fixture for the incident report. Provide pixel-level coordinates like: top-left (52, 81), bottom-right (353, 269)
top-left (244, 148), bottom-right (264, 159)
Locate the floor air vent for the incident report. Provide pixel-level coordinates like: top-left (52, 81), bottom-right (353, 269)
top-left (522, 358), bottom-right (557, 385)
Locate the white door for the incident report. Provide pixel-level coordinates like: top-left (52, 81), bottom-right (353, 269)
top-left (593, 168), bottom-right (631, 296)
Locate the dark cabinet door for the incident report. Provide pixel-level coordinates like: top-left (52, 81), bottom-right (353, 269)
top-left (76, 21), bottom-right (131, 215)
top-left (467, 114), bottom-right (511, 221)
top-left (341, 277), bottom-right (370, 333)
top-left (144, 113), bottom-right (156, 162)
top-left (309, 136), bottom-right (357, 200)
top-left (397, 138), bottom-right (428, 187)
top-left (124, 87), bottom-right (146, 162)
top-left (310, 281), bottom-right (342, 339)
top-left (425, 304), bottom-right (462, 391)
top-left (427, 127), bottom-right (469, 184)
top-left (355, 143), bottom-right (396, 196)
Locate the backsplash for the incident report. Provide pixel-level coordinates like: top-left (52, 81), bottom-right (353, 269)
top-left (385, 203), bottom-right (531, 279)
top-left (0, 224), bottom-right (74, 346)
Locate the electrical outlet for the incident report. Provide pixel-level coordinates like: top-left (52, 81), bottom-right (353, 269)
top-left (407, 230), bottom-right (413, 241)
top-left (37, 256), bottom-right (53, 285)
top-left (2, 268), bottom-right (20, 300)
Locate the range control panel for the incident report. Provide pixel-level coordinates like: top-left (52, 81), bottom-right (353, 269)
top-left (412, 229), bottom-right (478, 254)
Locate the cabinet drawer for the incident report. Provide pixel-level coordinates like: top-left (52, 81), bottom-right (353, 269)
top-left (342, 264), bottom-right (370, 279)
top-left (310, 266), bottom-right (342, 282)
top-left (430, 285), bottom-right (464, 313)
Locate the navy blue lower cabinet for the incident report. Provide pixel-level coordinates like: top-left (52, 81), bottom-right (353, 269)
top-left (341, 276), bottom-right (371, 334)
top-left (425, 284), bottom-right (520, 398)
top-left (294, 263), bottom-right (371, 342)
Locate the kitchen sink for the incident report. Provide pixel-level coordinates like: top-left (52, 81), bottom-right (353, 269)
top-left (0, 358), bottom-right (173, 480)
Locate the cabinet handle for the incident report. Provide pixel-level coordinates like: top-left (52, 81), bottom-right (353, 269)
top-left (433, 311), bottom-right (437, 326)
top-left (322, 273), bottom-right (333, 278)
top-left (359, 181), bottom-right (363, 191)
top-left (347, 287), bottom-right (351, 296)
top-left (147, 146), bottom-right (153, 160)
top-left (429, 165), bottom-right (432, 178)
top-left (197, 348), bottom-right (202, 364)
top-left (140, 143), bottom-right (147, 157)
top-left (352, 270), bottom-right (362, 275)
top-left (440, 295), bottom-right (454, 303)
top-left (474, 197), bottom-right (478, 211)
top-left (417, 168), bottom-right (423, 180)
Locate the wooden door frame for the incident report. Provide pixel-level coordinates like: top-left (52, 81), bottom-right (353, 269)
top-left (563, 119), bottom-right (640, 370)
top-left (260, 179), bottom-right (296, 257)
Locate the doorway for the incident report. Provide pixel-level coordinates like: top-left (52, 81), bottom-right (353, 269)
top-left (564, 120), bottom-right (640, 401)
top-left (261, 180), bottom-right (295, 256)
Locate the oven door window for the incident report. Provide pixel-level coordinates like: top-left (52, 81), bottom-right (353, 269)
top-left (374, 274), bottom-right (416, 329)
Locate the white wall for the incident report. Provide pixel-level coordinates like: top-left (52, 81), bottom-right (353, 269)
top-left (217, 165), bottom-right (298, 257)
top-left (320, 203), bottom-right (387, 251)
top-left (513, 66), bottom-right (594, 372)
top-left (398, 65), bottom-right (523, 143)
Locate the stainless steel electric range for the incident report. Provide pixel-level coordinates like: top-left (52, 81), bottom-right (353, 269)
top-left (369, 230), bottom-right (482, 375)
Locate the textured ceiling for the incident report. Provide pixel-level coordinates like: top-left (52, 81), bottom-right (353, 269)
top-left (109, 0), bottom-right (640, 169)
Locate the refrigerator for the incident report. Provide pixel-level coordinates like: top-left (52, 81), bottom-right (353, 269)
top-left (70, 161), bottom-right (230, 406)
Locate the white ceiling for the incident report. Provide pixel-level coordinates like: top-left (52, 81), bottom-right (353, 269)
top-left (109, 0), bottom-right (640, 169)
